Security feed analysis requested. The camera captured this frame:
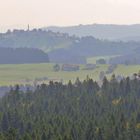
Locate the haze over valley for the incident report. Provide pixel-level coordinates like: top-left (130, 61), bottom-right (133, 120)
top-left (0, 0), bottom-right (140, 139)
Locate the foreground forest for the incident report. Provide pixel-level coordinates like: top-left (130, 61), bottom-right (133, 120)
top-left (0, 75), bottom-right (140, 139)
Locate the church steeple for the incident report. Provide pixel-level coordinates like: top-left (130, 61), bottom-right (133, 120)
top-left (27, 24), bottom-right (30, 31)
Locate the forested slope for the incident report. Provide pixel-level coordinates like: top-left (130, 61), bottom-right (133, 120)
top-left (1, 75), bottom-right (140, 139)
top-left (1, 29), bottom-right (140, 64)
top-left (0, 48), bottom-right (49, 64)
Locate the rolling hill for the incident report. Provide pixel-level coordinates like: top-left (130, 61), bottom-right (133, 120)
top-left (45, 24), bottom-right (140, 41)
top-left (1, 29), bottom-right (140, 64)
top-left (0, 29), bottom-right (75, 52)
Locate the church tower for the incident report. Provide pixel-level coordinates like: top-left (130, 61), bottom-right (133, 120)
top-left (27, 24), bottom-right (30, 31)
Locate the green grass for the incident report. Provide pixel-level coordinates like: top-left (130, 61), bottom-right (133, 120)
top-left (114, 65), bottom-right (140, 76)
top-left (0, 63), bottom-right (140, 86)
top-left (0, 63), bottom-right (108, 86)
top-left (87, 55), bottom-right (119, 64)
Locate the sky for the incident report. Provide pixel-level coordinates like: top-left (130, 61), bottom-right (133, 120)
top-left (0, 0), bottom-right (140, 30)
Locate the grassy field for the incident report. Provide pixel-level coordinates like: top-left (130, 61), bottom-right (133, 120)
top-left (114, 65), bottom-right (140, 76)
top-left (87, 55), bottom-right (119, 64)
top-left (0, 63), bottom-right (107, 86)
top-left (0, 63), bottom-right (140, 86)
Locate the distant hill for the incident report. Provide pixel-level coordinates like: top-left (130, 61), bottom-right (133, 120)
top-left (0, 48), bottom-right (49, 64)
top-left (0, 29), bottom-right (75, 52)
top-left (48, 36), bottom-right (140, 64)
top-left (48, 50), bottom-right (86, 64)
top-left (66, 36), bottom-right (140, 56)
top-left (1, 29), bottom-right (140, 64)
top-left (45, 24), bottom-right (140, 41)
top-left (110, 48), bottom-right (140, 65)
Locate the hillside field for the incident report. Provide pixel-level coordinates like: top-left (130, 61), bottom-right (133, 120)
top-left (87, 55), bottom-right (120, 64)
top-left (0, 63), bottom-right (139, 86)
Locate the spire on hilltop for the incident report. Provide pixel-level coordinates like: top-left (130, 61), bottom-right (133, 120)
top-left (27, 24), bottom-right (30, 31)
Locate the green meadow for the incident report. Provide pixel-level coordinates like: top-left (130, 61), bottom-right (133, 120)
top-left (0, 63), bottom-right (139, 86)
top-left (87, 55), bottom-right (120, 64)
top-left (0, 63), bottom-right (108, 86)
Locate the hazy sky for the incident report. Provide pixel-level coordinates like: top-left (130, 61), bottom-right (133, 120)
top-left (0, 0), bottom-right (140, 29)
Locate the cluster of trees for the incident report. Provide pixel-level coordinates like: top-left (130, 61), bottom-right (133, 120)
top-left (110, 48), bottom-right (140, 65)
top-left (0, 48), bottom-right (49, 64)
top-left (53, 64), bottom-right (61, 72)
top-left (1, 75), bottom-right (140, 139)
top-left (96, 59), bottom-right (106, 65)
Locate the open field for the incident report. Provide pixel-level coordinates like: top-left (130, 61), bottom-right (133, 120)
top-left (87, 55), bottom-right (120, 64)
top-left (0, 63), bottom-right (140, 86)
top-left (114, 65), bottom-right (140, 76)
top-left (0, 63), bottom-right (108, 86)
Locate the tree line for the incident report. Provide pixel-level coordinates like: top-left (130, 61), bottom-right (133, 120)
top-left (0, 48), bottom-right (49, 64)
top-left (0, 75), bottom-right (140, 139)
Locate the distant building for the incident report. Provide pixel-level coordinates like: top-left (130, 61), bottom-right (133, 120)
top-left (83, 64), bottom-right (96, 70)
top-left (62, 64), bottom-right (79, 71)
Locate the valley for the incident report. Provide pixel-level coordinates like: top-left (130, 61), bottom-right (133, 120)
top-left (0, 63), bottom-right (139, 86)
